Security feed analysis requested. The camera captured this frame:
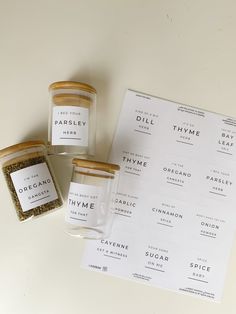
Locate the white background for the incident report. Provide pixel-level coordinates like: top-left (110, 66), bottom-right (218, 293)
top-left (1, 0), bottom-right (236, 313)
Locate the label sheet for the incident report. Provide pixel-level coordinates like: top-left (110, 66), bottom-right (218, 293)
top-left (81, 90), bottom-right (236, 301)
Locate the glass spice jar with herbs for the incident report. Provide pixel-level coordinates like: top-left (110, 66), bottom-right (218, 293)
top-left (0, 140), bottom-right (63, 222)
top-left (48, 81), bottom-right (97, 156)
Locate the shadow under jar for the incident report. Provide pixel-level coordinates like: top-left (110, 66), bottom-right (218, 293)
top-left (65, 158), bottom-right (120, 239)
top-left (48, 81), bottom-right (97, 156)
top-left (0, 141), bottom-right (63, 222)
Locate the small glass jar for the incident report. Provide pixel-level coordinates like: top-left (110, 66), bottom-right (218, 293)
top-left (65, 158), bottom-right (120, 239)
top-left (48, 81), bottom-right (96, 156)
top-left (0, 141), bottom-right (63, 222)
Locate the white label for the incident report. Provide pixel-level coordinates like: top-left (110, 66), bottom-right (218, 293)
top-left (10, 162), bottom-right (58, 212)
top-left (52, 106), bottom-right (89, 146)
top-left (66, 182), bottom-right (101, 226)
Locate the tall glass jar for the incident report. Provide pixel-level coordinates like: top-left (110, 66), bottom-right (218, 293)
top-left (0, 141), bottom-right (63, 222)
top-left (65, 158), bottom-right (120, 239)
top-left (48, 81), bottom-right (96, 156)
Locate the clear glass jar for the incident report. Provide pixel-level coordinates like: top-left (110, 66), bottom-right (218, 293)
top-left (48, 81), bottom-right (97, 156)
top-left (65, 158), bottom-right (120, 239)
top-left (0, 140), bottom-right (63, 222)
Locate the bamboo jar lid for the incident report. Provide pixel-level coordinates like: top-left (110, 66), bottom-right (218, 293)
top-left (49, 81), bottom-right (97, 94)
top-left (52, 94), bottom-right (92, 108)
top-left (0, 141), bottom-right (46, 158)
top-left (72, 158), bottom-right (120, 174)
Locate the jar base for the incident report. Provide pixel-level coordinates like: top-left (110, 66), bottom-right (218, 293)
top-left (47, 144), bottom-right (94, 157)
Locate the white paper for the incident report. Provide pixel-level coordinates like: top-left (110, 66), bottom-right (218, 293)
top-left (81, 90), bottom-right (236, 302)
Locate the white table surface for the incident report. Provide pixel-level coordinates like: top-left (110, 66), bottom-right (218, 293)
top-left (1, 1), bottom-right (236, 313)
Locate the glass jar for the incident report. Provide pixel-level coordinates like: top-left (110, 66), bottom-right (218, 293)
top-left (65, 158), bottom-right (120, 239)
top-left (0, 141), bottom-right (63, 222)
top-left (48, 81), bottom-right (96, 156)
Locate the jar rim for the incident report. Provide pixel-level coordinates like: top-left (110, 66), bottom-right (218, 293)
top-left (49, 81), bottom-right (97, 94)
top-left (72, 158), bottom-right (120, 173)
top-left (0, 140), bottom-right (46, 158)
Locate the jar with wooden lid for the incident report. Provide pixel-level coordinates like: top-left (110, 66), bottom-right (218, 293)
top-left (66, 158), bottom-right (120, 239)
top-left (48, 81), bottom-right (96, 156)
top-left (0, 141), bottom-right (63, 222)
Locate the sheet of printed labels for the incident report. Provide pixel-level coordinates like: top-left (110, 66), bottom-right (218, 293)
top-left (81, 89), bottom-right (236, 301)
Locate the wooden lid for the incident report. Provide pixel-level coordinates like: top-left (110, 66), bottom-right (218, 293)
top-left (0, 140), bottom-right (46, 158)
top-left (49, 81), bottom-right (96, 94)
top-left (72, 158), bottom-right (120, 173)
top-left (52, 94), bottom-right (92, 107)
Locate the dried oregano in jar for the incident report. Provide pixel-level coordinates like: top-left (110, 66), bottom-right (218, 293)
top-left (0, 141), bottom-right (63, 221)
